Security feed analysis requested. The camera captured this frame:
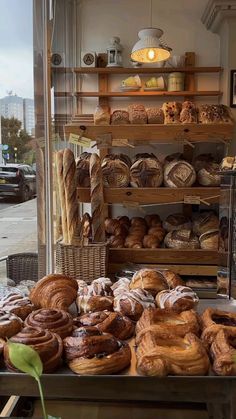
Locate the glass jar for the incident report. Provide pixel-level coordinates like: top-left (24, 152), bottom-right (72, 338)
top-left (167, 72), bottom-right (185, 91)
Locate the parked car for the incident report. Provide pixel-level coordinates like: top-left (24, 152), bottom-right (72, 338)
top-left (0, 164), bottom-right (36, 202)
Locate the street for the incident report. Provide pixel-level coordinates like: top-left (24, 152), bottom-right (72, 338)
top-left (0, 197), bottom-right (37, 278)
top-left (0, 197), bottom-right (15, 210)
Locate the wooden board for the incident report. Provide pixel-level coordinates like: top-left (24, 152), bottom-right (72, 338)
top-left (109, 249), bottom-right (219, 265)
top-left (72, 66), bottom-right (222, 74)
top-left (77, 187), bottom-right (220, 204)
top-left (108, 263), bottom-right (217, 276)
top-left (65, 123), bottom-right (233, 143)
top-left (75, 91), bottom-right (221, 97)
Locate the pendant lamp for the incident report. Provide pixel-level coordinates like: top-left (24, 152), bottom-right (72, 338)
top-left (131, 28), bottom-right (171, 63)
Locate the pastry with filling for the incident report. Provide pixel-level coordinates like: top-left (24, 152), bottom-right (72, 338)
top-left (156, 285), bottom-right (199, 312)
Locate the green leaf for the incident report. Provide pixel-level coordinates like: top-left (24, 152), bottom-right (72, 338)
top-left (7, 341), bottom-right (43, 379)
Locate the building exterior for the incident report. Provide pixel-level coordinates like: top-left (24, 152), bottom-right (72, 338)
top-left (0, 94), bottom-right (35, 135)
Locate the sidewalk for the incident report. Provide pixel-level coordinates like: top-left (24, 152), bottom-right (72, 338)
top-left (0, 198), bottom-right (37, 278)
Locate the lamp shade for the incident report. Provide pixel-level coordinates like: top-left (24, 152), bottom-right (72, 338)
top-left (131, 28), bottom-right (171, 63)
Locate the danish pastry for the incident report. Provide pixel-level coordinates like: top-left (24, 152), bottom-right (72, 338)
top-left (130, 268), bottom-right (168, 296)
top-left (156, 285), bottom-right (199, 312)
top-left (201, 308), bottom-right (236, 347)
top-left (111, 277), bottom-right (130, 297)
top-left (77, 277), bottom-right (114, 314)
top-left (0, 292), bottom-right (33, 320)
top-left (113, 288), bottom-right (155, 321)
top-left (63, 326), bottom-right (131, 375)
top-left (210, 329), bottom-right (236, 376)
top-left (4, 326), bottom-right (63, 373)
top-left (24, 308), bottom-right (73, 339)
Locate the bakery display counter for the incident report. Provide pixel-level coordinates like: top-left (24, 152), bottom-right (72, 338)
top-left (65, 123), bottom-right (234, 144)
top-left (77, 187), bottom-right (220, 205)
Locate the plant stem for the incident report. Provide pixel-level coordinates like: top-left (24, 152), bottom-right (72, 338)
top-left (36, 377), bottom-right (48, 419)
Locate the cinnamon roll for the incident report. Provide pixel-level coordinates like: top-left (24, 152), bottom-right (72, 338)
top-left (4, 327), bottom-right (63, 373)
top-left (74, 310), bottom-right (134, 340)
top-left (25, 308), bottom-right (73, 339)
top-left (201, 308), bottom-right (236, 347)
top-left (63, 326), bottom-right (131, 375)
top-left (156, 286), bottom-right (199, 312)
top-left (113, 288), bottom-right (156, 321)
top-left (130, 269), bottom-right (168, 296)
top-left (0, 292), bottom-right (33, 320)
top-left (0, 310), bottom-right (23, 338)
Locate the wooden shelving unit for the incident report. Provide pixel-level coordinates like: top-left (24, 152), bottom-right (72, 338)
top-left (73, 91), bottom-right (221, 98)
top-left (53, 66), bottom-right (222, 74)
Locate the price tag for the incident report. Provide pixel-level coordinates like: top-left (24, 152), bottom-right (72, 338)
top-left (69, 133), bottom-right (92, 147)
top-left (184, 195), bottom-right (201, 205)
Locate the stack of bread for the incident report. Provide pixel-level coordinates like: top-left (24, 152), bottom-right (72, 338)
top-left (94, 102), bottom-right (233, 125)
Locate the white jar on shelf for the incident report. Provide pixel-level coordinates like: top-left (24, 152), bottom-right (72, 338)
top-left (167, 72), bottom-right (185, 91)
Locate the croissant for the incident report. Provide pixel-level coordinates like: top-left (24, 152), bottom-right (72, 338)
top-left (4, 326), bottom-right (63, 373)
top-left (131, 217), bottom-right (147, 228)
top-left (29, 274), bottom-right (78, 311)
top-left (107, 235), bottom-right (125, 248)
top-left (136, 332), bottom-right (209, 377)
top-left (143, 235), bottom-right (161, 249)
top-left (105, 218), bottom-right (123, 236)
top-left (0, 310), bottom-right (23, 338)
top-left (201, 308), bottom-right (236, 348)
top-left (124, 235), bottom-right (143, 249)
top-left (74, 310), bottom-right (135, 340)
top-left (0, 292), bottom-right (34, 320)
top-left (136, 308), bottom-right (200, 344)
top-left (210, 329), bottom-right (236, 375)
top-left (145, 214), bottom-right (161, 228)
top-left (63, 326), bottom-right (131, 375)
top-left (130, 268), bottom-right (168, 296)
top-left (148, 226), bottom-right (165, 242)
top-left (24, 308), bottom-right (73, 339)
top-left (156, 286), bottom-right (199, 312)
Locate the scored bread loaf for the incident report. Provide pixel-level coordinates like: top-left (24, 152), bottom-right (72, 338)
top-left (163, 213), bottom-right (191, 232)
top-left (111, 110), bottom-right (129, 125)
top-left (128, 104), bottom-right (147, 124)
top-left (164, 160), bottom-right (196, 187)
top-left (63, 149), bottom-right (80, 245)
top-left (197, 162), bottom-right (220, 186)
top-left (192, 211), bottom-right (219, 236)
top-left (146, 108), bottom-right (164, 124)
top-left (56, 150), bottom-right (68, 244)
top-left (102, 154), bottom-right (130, 187)
top-left (162, 102), bottom-right (182, 124)
top-left (130, 157), bottom-right (163, 187)
top-left (199, 229), bottom-right (219, 250)
top-left (180, 101), bottom-right (198, 124)
top-left (90, 153), bottom-right (105, 242)
top-left (164, 229), bottom-right (200, 249)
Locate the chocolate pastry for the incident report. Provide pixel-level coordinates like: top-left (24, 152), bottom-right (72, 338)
top-left (25, 308), bottom-right (73, 339)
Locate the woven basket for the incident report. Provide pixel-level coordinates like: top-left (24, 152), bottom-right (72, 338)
top-left (56, 241), bottom-right (108, 283)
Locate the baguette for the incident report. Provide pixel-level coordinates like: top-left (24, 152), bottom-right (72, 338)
top-left (56, 150), bottom-right (68, 244)
top-left (90, 153), bottom-right (105, 242)
top-left (63, 148), bottom-right (80, 244)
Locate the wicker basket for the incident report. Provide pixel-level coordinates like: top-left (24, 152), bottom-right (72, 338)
top-left (56, 241), bottom-right (108, 283)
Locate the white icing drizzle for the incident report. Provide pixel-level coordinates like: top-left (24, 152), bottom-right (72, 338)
top-left (158, 285), bottom-right (199, 309)
top-left (114, 288), bottom-right (155, 314)
top-left (111, 278), bottom-right (130, 297)
top-left (87, 277), bottom-right (112, 296)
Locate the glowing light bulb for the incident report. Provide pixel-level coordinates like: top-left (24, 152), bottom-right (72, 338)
top-left (147, 49), bottom-right (155, 61)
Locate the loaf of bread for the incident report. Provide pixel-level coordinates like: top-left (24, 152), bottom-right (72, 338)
top-left (199, 229), bottom-right (219, 250)
top-left (102, 154), bottom-right (130, 187)
top-left (163, 213), bottom-right (191, 232)
top-left (162, 102), bottom-right (182, 124)
top-left (164, 229), bottom-right (199, 249)
top-left (193, 154), bottom-right (215, 172)
top-left (192, 211), bottom-right (219, 236)
top-left (63, 149), bottom-right (80, 245)
top-left (76, 152), bottom-right (91, 187)
top-left (180, 101), bottom-right (198, 124)
top-left (146, 108), bottom-right (164, 124)
top-left (197, 162), bottom-right (220, 186)
top-left (111, 110), bottom-right (129, 125)
top-left (130, 157), bottom-right (163, 187)
top-left (164, 153), bottom-right (184, 166)
top-left (220, 156), bottom-right (236, 171)
top-left (128, 104), bottom-right (147, 124)
top-left (94, 105), bottom-right (110, 125)
top-left (90, 153), bottom-right (105, 242)
top-left (198, 105), bottom-right (232, 124)
top-left (56, 150), bottom-right (68, 244)
top-left (164, 160), bottom-right (196, 187)
top-left (199, 105), bottom-right (215, 124)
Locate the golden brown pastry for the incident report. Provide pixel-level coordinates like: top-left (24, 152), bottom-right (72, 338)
top-left (180, 101), bottom-right (198, 124)
top-left (143, 235), bottom-right (161, 249)
top-left (117, 216), bottom-right (130, 230)
top-left (107, 235), bottom-right (125, 248)
top-left (111, 277), bottom-right (130, 297)
top-left (105, 218), bottom-right (126, 236)
top-left (74, 310), bottom-right (135, 340)
top-left (164, 160), bottom-right (196, 187)
top-left (131, 217), bottom-right (147, 228)
top-left (29, 274), bottom-right (78, 311)
top-left (136, 332), bottom-right (209, 377)
top-left (145, 214), bottom-right (161, 228)
top-left (0, 292), bottom-right (34, 320)
top-left (77, 277), bottom-right (114, 314)
top-left (111, 110), bottom-right (129, 125)
top-left (124, 235), bottom-right (143, 249)
top-left (136, 308), bottom-right (200, 344)
top-left (157, 270), bottom-right (184, 289)
top-left (24, 308), bottom-right (73, 339)
top-left (128, 104), bottom-right (147, 124)
top-left (199, 229), bottom-right (219, 250)
top-left (63, 326), bottom-right (131, 375)
top-left (197, 162), bottom-right (220, 186)
top-left (163, 213), bottom-right (191, 232)
top-left (0, 310), bottom-right (23, 338)
top-left (129, 225), bottom-right (147, 236)
top-left (147, 226), bottom-right (165, 242)
top-left (201, 308), bottom-right (236, 347)
top-left (164, 230), bottom-right (199, 249)
top-left (146, 107), bottom-right (164, 124)
top-left (156, 286), bottom-right (199, 312)
top-left (210, 329), bottom-right (236, 376)
top-left (130, 269), bottom-right (168, 296)
top-left (162, 102), bottom-right (182, 124)
top-left (102, 154), bottom-right (130, 187)
top-left (192, 211), bottom-right (219, 236)
top-left (130, 157), bottom-right (163, 187)
top-left (4, 327), bottom-right (63, 373)
top-left (113, 288), bottom-right (155, 321)
top-left (75, 152), bottom-right (91, 187)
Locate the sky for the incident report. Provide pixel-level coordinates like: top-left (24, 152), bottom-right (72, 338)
top-left (0, 0), bottom-right (33, 99)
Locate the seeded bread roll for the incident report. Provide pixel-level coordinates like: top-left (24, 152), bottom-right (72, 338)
top-left (163, 213), bottom-right (192, 232)
top-left (146, 108), bottom-right (164, 124)
top-left (162, 102), bottom-right (182, 124)
top-left (197, 162), bottom-right (220, 186)
top-left (164, 160), bottom-right (196, 188)
top-left (111, 110), bottom-right (129, 125)
top-left (180, 101), bottom-right (198, 124)
top-left (164, 230), bottom-right (200, 249)
top-left (128, 104), bottom-right (147, 124)
top-left (130, 157), bottom-right (163, 187)
top-left (90, 153), bottom-right (105, 242)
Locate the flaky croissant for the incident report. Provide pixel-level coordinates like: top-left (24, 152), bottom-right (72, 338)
top-left (29, 274), bottom-right (78, 311)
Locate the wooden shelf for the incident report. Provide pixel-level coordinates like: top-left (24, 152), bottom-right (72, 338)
top-left (72, 66), bottom-right (222, 74)
top-left (77, 187), bottom-right (220, 204)
top-left (109, 249), bottom-right (219, 265)
top-left (75, 90), bottom-right (221, 98)
top-left (108, 263), bottom-right (217, 276)
top-left (65, 123), bottom-right (233, 144)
